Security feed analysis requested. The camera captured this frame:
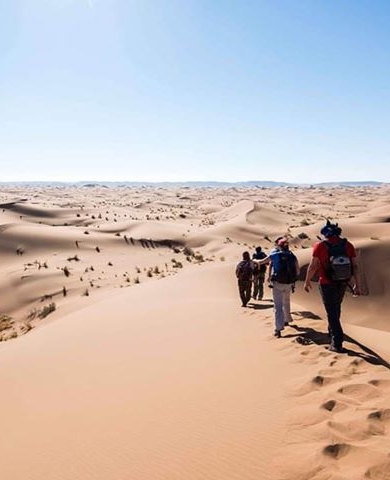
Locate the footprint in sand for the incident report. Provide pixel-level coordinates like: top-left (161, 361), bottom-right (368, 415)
top-left (367, 408), bottom-right (390, 435)
top-left (367, 408), bottom-right (390, 422)
top-left (322, 442), bottom-right (351, 459)
top-left (320, 399), bottom-right (348, 414)
top-left (369, 379), bottom-right (390, 390)
top-left (337, 383), bottom-right (382, 401)
top-left (365, 459), bottom-right (390, 479)
top-left (327, 418), bottom-right (379, 441)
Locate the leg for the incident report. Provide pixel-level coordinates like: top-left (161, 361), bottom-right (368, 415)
top-left (238, 280), bottom-right (246, 306)
top-left (272, 282), bottom-right (286, 333)
top-left (258, 274), bottom-right (265, 300)
top-left (244, 280), bottom-right (252, 305)
top-left (252, 274), bottom-right (259, 299)
top-left (319, 284), bottom-right (346, 349)
top-left (282, 284), bottom-right (293, 324)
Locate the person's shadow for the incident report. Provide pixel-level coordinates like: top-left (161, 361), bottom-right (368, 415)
top-left (247, 299), bottom-right (274, 310)
top-left (283, 315), bottom-right (390, 370)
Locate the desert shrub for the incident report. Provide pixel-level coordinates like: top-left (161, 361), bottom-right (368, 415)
top-left (297, 232), bottom-right (309, 240)
top-left (153, 266), bottom-right (160, 274)
top-left (67, 255), bottom-right (80, 262)
top-left (63, 266), bottom-right (70, 277)
top-left (147, 269), bottom-right (153, 277)
top-left (0, 315), bottom-right (13, 330)
top-left (38, 303), bottom-right (56, 319)
top-left (183, 246), bottom-right (194, 257)
top-left (220, 256), bottom-right (225, 261)
top-left (134, 276), bottom-right (140, 284)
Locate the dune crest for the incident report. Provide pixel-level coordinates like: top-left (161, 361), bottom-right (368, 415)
top-left (1, 184), bottom-right (390, 479)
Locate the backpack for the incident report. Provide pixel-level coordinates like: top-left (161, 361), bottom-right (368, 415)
top-left (237, 260), bottom-right (253, 281)
top-left (324, 239), bottom-right (352, 282)
top-left (271, 250), bottom-right (298, 284)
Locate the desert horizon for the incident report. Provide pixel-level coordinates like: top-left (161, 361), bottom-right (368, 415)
top-left (1, 183), bottom-right (390, 479)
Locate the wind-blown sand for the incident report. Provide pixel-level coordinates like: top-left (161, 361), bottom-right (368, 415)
top-left (1, 184), bottom-right (390, 479)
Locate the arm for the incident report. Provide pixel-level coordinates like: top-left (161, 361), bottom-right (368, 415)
top-left (295, 257), bottom-right (300, 276)
top-left (235, 263), bottom-right (241, 278)
top-left (253, 255), bottom-right (270, 266)
top-left (303, 256), bottom-right (320, 292)
top-left (351, 257), bottom-right (361, 295)
top-left (267, 261), bottom-right (273, 283)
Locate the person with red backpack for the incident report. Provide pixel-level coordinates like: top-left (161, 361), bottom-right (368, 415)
top-left (303, 220), bottom-right (361, 353)
top-left (236, 251), bottom-right (255, 307)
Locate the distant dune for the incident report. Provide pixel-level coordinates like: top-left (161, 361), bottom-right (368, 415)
top-left (1, 183), bottom-right (390, 480)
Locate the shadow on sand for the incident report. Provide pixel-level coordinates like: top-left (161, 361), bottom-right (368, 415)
top-left (283, 314), bottom-right (390, 370)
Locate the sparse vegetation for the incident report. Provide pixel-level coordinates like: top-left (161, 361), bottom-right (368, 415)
top-left (38, 303), bottom-right (56, 319)
top-left (297, 232), bottom-right (309, 240)
top-left (0, 315), bottom-right (13, 330)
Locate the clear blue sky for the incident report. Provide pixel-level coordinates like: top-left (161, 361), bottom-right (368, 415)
top-left (1, 0), bottom-right (390, 183)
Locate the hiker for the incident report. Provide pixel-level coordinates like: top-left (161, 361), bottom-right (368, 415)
top-left (303, 220), bottom-right (361, 353)
top-left (236, 251), bottom-right (254, 307)
top-left (254, 238), bottom-right (299, 337)
top-left (252, 246), bottom-right (267, 300)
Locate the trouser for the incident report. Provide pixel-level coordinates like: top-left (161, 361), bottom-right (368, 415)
top-left (319, 283), bottom-right (346, 349)
top-left (238, 280), bottom-right (252, 306)
top-left (272, 281), bottom-right (293, 331)
top-left (253, 272), bottom-right (265, 299)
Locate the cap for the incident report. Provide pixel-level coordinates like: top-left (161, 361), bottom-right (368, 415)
top-left (320, 220), bottom-right (342, 238)
top-left (277, 238), bottom-right (289, 247)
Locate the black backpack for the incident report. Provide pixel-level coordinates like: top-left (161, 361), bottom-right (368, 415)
top-left (324, 239), bottom-right (352, 282)
top-left (271, 250), bottom-right (298, 284)
top-left (237, 260), bottom-right (253, 281)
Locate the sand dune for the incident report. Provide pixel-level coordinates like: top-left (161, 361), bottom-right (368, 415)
top-left (1, 184), bottom-right (390, 479)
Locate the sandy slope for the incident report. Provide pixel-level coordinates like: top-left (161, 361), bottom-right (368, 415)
top-left (1, 184), bottom-right (390, 479)
top-left (0, 264), bottom-right (301, 480)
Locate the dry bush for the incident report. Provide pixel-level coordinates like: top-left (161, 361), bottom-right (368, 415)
top-left (38, 303), bottom-right (56, 319)
top-left (0, 315), bottom-right (13, 331)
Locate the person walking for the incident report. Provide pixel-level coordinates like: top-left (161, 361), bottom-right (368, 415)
top-left (269, 239), bottom-right (299, 337)
top-left (254, 238), bottom-right (299, 337)
top-left (252, 246), bottom-right (267, 300)
top-left (303, 220), bottom-right (361, 353)
top-left (236, 251), bottom-right (254, 307)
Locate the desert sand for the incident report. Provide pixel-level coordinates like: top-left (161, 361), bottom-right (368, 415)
top-left (1, 183), bottom-right (390, 480)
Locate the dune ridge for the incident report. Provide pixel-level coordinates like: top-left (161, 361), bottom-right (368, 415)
top-left (1, 184), bottom-right (390, 479)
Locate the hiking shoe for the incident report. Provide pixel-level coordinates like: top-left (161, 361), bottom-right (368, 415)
top-left (274, 330), bottom-right (281, 338)
top-left (327, 345), bottom-right (344, 353)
